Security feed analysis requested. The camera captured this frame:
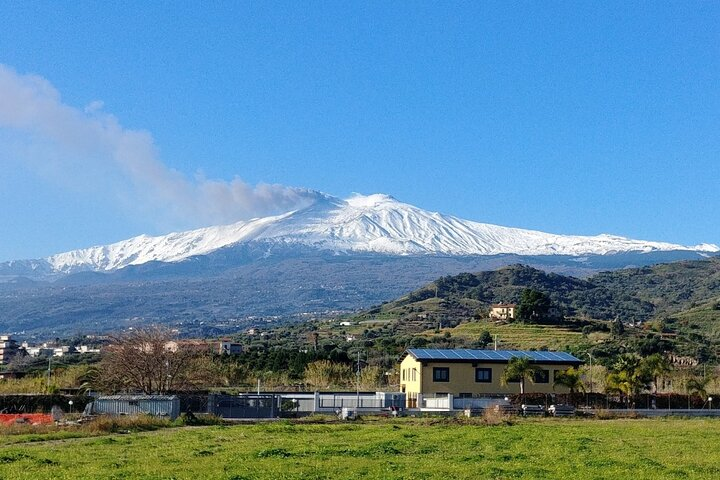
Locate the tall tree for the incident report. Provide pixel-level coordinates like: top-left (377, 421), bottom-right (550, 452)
top-left (477, 330), bottom-right (493, 348)
top-left (516, 289), bottom-right (552, 324)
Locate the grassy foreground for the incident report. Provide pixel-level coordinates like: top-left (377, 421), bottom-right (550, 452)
top-left (0, 417), bottom-right (719, 479)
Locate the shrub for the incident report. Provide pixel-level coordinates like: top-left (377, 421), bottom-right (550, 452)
top-left (482, 408), bottom-right (513, 426)
top-left (81, 414), bottom-right (172, 434)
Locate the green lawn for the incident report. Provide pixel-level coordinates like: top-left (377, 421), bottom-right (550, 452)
top-left (0, 417), bottom-right (718, 479)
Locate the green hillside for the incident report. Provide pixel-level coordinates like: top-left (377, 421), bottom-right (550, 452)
top-left (380, 258), bottom-right (720, 323)
top-left (184, 258), bottom-right (720, 384)
top-left (349, 258), bottom-right (720, 364)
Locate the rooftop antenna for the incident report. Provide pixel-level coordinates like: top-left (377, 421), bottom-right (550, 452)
top-left (494, 334), bottom-right (498, 351)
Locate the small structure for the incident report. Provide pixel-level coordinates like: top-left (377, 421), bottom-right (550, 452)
top-left (88, 395), bottom-right (180, 420)
top-left (218, 340), bottom-right (243, 355)
top-left (489, 304), bottom-right (516, 320)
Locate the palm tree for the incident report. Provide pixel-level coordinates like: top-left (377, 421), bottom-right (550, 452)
top-left (553, 367), bottom-right (585, 406)
top-left (641, 353), bottom-right (671, 394)
top-left (686, 375), bottom-right (711, 408)
top-left (605, 370), bottom-right (633, 408)
top-left (613, 353), bottom-right (641, 375)
top-left (501, 357), bottom-right (540, 402)
top-left (609, 353), bottom-right (649, 408)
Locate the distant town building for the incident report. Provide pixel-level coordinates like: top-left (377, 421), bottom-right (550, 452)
top-left (75, 345), bottom-right (101, 355)
top-left (24, 346), bottom-right (55, 358)
top-left (164, 340), bottom-right (214, 354)
top-left (0, 335), bottom-right (20, 365)
top-left (53, 346), bottom-right (71, 357)
top-left (489, 303), bottom-right (516, 320)
top-left (218, 340), bottom-right (243, 355)
top-left (20, 342), bottom-right (101, 358)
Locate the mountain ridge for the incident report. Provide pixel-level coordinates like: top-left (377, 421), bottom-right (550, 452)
top-left (2, 193), bottom-right (717, 277)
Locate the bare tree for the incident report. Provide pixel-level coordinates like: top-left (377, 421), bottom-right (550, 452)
top-left (97, 326), bottom-right (198, 394)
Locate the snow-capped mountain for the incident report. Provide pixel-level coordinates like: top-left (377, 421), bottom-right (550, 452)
top-left (13, 193), bottom-right (717, 275)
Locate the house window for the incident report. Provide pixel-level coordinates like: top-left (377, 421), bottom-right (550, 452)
top-left (534, 369), bottom-right (550, 384)
top-left (475, 367), bottom-right (492, 383)
top-left (459, 393), bottom-right (472, 398)
top-left (433, 367), bottom-right (450, 382)
top-left (402, 369), bottom-right (406, 381)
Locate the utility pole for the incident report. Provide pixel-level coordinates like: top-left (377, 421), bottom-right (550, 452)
top-left (356, 351), bottom-right (361, 409)
top-left (586, 352), bottom-right (593, 407)
top-left (46, 357), bottom-right (52, 392)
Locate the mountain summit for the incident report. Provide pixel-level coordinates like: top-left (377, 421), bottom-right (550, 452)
top-left (4, 193), bottom-right (719, 275)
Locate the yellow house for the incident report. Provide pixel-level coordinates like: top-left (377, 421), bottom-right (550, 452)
top-left (399, 349), bottom-right (582, 408)
top-left (489, 303), bottom-right (516, 320)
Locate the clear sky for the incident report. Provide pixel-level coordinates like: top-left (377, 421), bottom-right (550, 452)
top-left (0, 2), bottom-right (718, 261)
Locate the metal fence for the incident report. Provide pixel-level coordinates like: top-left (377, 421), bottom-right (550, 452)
top-left (208, 394), bottom-right (279, 419)
top-left (90, 395), bottom-right (180, 420)
top-left (319, 396), bottom-right (385, 409)
top-left (316, 392), bottom-right (404, 411)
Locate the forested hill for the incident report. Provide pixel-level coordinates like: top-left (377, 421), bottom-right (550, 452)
top-left (383, 258), bottom-right (720, 324)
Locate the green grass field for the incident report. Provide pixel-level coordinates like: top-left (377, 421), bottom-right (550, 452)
top-left (0, 417), bottom-right (719, 479)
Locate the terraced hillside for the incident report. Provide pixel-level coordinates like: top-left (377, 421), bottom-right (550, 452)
top-left (428, 320), bottom-right (601, 351)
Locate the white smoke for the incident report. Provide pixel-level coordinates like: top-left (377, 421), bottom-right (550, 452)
top-left (0, 64), bottom-right (321, 227)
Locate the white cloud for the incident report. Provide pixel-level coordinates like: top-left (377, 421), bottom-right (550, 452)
top-left (84, 100), bottom-right (104, 114)
top-left (0, 64), bottom-right (320, 228)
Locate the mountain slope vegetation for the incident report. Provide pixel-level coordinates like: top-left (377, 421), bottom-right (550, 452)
top-left (386, 259), bottom-right (720, 324)
top-left (349, 258), bottom-right (720, 364)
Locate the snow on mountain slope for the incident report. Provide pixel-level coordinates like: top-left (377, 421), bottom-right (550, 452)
top-left (34, 193), bottom-right (720, 273)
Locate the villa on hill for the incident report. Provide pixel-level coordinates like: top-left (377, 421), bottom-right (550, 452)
top-left (489, 303), bottom-right (516, 320)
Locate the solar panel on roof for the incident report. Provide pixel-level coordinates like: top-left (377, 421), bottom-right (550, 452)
top-left (406, 348), bottom-right (581, 363)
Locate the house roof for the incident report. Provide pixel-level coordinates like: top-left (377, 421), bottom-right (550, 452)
top-left (402, 349), bottom-right (582, 365)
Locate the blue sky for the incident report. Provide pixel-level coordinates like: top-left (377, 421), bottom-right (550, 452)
top-left (0, 2), bottom-right (718, 261)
